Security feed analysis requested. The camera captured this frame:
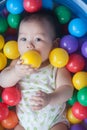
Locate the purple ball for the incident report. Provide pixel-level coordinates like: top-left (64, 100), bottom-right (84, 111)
top-left (81, 41), bottom-right (87, 58)
top-left (84, 118), bottom-right (87, 124)
top-left (70, 124), bottom-right (86, 130)
top-left (60, 35), bottom-right (78, 53)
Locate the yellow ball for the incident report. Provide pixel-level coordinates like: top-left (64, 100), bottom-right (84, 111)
top-left (72, 71), bottom-right (87, 90)
top-left (0, 35), bottom-right (5, 50)
top-left (0, 52), bottom-right (7, 70)
top-left (21, 50), bottom-right (42, 68)
top-left (49, 48), bottom-right (69, 68)
top-left (3, 41), bottom-right (20, 59)
top-left (66, 108), bottom-right (82, 124)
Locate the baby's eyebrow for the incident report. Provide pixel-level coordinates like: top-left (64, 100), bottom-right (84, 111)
top-left (36, 32), bottom-right (47, 36)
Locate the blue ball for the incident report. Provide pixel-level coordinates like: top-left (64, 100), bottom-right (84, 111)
top-left (6, 0), bottom-right (24, 14)
top-left (42, 0), bottom-right (53, 10)
top-left (68, 18), bottom-right (87, 37)
top-left (0, 0), bottom-right (6, 11)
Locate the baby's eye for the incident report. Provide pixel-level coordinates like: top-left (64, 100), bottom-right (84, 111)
top-left (35, 37), bottom-right (41, 42)
top-left (20, 38), bottom-right (27, 41)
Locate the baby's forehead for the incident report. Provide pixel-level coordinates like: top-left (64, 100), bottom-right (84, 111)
top-left (19, 15), bottom-right (57, 39)
top-left (20, 18), bottom-right (53, 31)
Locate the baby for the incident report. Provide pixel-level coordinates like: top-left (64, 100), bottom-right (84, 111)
top-left (0, 9), bottom-right (73, 130)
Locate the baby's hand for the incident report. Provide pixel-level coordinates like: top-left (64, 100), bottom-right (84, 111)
top-left (14, 59), bottom-right (37, 78)
top-left (30, 90), bottom-right (50, 111)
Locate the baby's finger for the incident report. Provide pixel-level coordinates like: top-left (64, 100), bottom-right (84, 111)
top-left (31, 104), bottom-right (43, 111)
top-left (17, 59), bottom-right (23, 64)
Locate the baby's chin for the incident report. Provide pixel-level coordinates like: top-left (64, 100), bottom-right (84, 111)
top-left (40, 59), bottom-right (50, 68)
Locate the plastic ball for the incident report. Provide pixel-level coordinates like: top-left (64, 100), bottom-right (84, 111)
top-left (68, 18), bottom-right (87, 37)
top-left (49, 48), bottom-right (69, 68)
top-left (6, 0), bottom-right (24, 14)
top-left (66, 108), bottom-right (82, 124)
top-left (70, 124), bottom-right (86, 130)
top-left (60, 35), bottom-right (79, 54)
top-left (66, 54), bottom-right (85, 73)
top-left (2, 86), bottom-right (21, 106)
top-left (0, 97), bottom-right (2, 102)
top-left (72, 102), bottom-right (87, 120)
top-left (72, 71), bottom-right (87, 90)
top-left (0, 17), bottom-right (8, 33)
top-left (7, 13), bottom-right (21, 29)
top-left (0, 103), bottom-right (9, 121)
top-left (6, 27), bottom-right (17, 36)
top-left (21, 50), bottom-right (42, 68)
top-left (3, 40), bottom-right (20, 59)
top-left (0, 52), bottom-right (7, 71)
top-left (84, 118), bottom-right (87, 124)
top-left (0, 0), bottom-right (6, 11)
top-left (55, 6), bottom-right (72, 24)
top-left (1, 110), bottom-right (18, 129)
top-left (67, 90), bottom-right (77, 106)
top-left (0, 35), bottom-right (5, 50)
top-left (81, 41), bottom-right (87, 58)
top-left (77, 87), bottom-right (87, 106)
top-left (42, 0), bottom-right (53, 10)
top-left (2, 8), bottom-right (9, 17)
top-left (23, 0), bottom-right (42, 13)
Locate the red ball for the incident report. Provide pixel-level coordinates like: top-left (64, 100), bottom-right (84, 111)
top-left (23, 0), bottom-right (42, 13)
top-left (66, 53), bottom-right (85, 73)
top-left (72, 102), bottom-right (87, 120)
top-left (2, 86), bottom-right (21, 106)
top-left (0, 102), bottom-right (9, 121)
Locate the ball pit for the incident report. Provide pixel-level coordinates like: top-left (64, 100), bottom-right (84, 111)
top-left (0, 0), bottom-right (87, 130)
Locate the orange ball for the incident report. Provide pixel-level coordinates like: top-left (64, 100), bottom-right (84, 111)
top-left (1, 110), bottom-right (18, 129)
top-left (21, 50), bottom-right (42, 68)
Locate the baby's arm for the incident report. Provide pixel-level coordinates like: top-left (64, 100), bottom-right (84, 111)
top-left (49, 67), bottom-right (74, 105)
top-left (0, 59), bottom-right (37, 88)
top-left (0, 59), bottom-right (20, 88)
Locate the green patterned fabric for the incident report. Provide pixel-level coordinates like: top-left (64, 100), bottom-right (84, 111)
top-left (16, 65), bottom-right (67, 130)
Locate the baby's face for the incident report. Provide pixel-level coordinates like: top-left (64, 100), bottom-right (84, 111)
top-left (18, 20), bottom-right (54, 62)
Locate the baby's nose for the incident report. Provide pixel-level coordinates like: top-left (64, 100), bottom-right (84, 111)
top-left (27, 42), bottom-right (35, 49)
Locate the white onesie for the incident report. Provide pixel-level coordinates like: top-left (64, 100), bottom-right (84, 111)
top-left (16, 64), bottom-right (69, 130)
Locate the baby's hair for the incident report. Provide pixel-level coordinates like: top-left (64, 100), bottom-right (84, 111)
top-left (20, 9), bottom-right (61, 39)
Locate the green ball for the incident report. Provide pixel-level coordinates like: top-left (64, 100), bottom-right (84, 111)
top-left (0, 17), bottom-right (8, 33)
top-left (0, 97), bottom-right (2, 102)
top-left (55, 6), bottom-right (72, 24)
top-left (77, 87), bottom-right (87, 106)
top-left (7, 13), bottom-right (21, 29)
top-left (67, 90), bottom-right (77, 106)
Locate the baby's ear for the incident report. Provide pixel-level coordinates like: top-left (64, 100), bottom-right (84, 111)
top-left (53, 38), bottom-right (60, 48)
